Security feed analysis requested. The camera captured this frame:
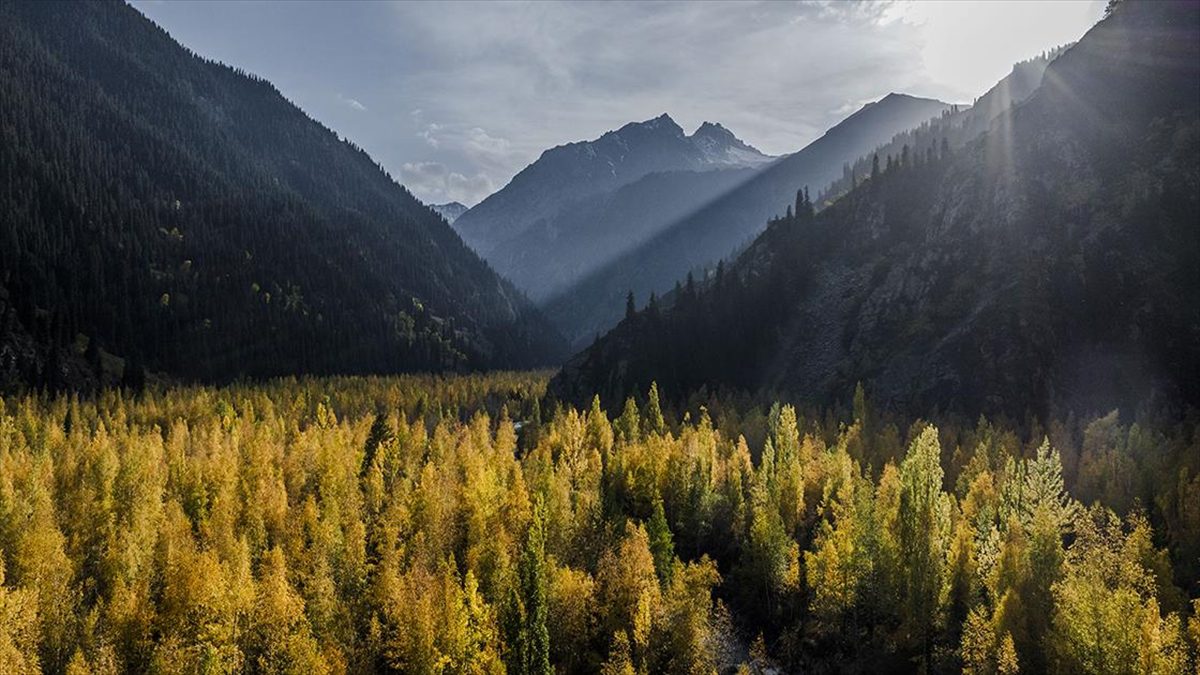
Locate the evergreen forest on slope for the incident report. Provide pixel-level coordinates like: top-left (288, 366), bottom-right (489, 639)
top-left (0, 1), bottom-right (565, 392)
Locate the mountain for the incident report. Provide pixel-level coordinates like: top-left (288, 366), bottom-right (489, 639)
top-left (484, 167), bottom-right (760, 303)
top-left (819, 47), bottom-right (1066, 203)
top-left (452, 114), bottom-right (775, 301)
top-left (0, 1), bottom-right (565, 390)
top-left (543, 93), bottom-right (955, 348)
top-left (548, 0), bottom-right (1200, 419)
top-left (690, 121), bottom-right (776, 168)
top-left (431, 201), bottom-right (468, 224)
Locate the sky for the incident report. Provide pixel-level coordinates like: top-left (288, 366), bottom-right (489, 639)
top-left (132, 0), bottom-right (1106, 207)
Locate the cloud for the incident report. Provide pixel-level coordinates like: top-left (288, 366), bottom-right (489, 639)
top-left (385, 0), bottom-right (931, 170)
top-left (419, 123), bottom-right (442, 148)
top-left (131, 0), bottom-right (1104, 206)
top-left (337, 93), bottom-right (367, 111)
top-left (465, 127), bottom-right (511, 156)
top-left (401, 161), bottom-right (495, 206)
top-left (381, 0), bottom-right (1100, 203)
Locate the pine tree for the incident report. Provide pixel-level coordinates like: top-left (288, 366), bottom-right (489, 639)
top-left (362, 411), bottom-right (393, 478)
top-left (625, 291), bottom-right (636, 321)
top-left (646, 293), bottom-right (659, 317)
top-left (614, 397), bottom-right (641, 447)
top-left (852, 381), bottom-right (869, 429)
top-left (647, 494), bottom-right (676, 585)
top-left (519, 396), bottom-right (543, 452)
top-left (643, 382), bottom-right (666, 437)
top-left (898, 425), bottom-right (950, 666)
top-left (519, 497), bottom-right (551, 675)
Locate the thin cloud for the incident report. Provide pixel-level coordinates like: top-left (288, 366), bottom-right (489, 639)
top-left (132, 0), bottom-right (1105, 206)
top-left (401, 161), bottom-right (495, 206)
top-left (337, 93), bottom-right (367, 111)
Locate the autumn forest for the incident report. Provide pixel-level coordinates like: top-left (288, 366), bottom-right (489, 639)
top-left (0, 374), bottom-right (1196, 673)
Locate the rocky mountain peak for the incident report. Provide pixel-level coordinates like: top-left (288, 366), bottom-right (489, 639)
top-left (613, 113), bottom-right (685, 138)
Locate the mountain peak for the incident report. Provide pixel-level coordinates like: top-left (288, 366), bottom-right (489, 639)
top-left (431, 201), bottom-right (468, 224)
top-left (836, 92), bottom-right (954, 131)
top-left (689, 120), bottom-right (771, 167)
top-left (692, 121), bottom-right (734, 141)
top-left (617, 113), bottom-right (684, 137)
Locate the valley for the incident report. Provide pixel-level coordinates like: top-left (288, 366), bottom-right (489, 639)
top-left (0, 0), bottom-right (1196, 673)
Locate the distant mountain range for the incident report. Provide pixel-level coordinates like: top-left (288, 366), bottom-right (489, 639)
top-left (453, 114), bottom-right (776, 302)
top-left (549, 0), bottom-right (1200, 419)
top-left (431, 201), bottom-right (469, 224)
top-left (542, 92), bottom-right (956, 348)
top-left (0, 1), bottom-right (565, 390)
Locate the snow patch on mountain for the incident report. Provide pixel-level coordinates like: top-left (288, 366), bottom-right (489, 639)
top-left (689, 121), bottom-right (776, 168)
top-left (431, 201), bottom-right (468, 224)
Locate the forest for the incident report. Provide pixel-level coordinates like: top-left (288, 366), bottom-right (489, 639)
top-left (0, 0), bottom-right (563, 391)
top-left (0, 373), bottom-right (1196, 673)
top-left (0, 0), bottom-right (1197, 673)
top-left (551, 0), bottom-right (1200, 420)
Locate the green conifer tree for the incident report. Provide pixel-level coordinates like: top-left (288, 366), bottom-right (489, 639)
top-left (519, 497), bottom-right (551, 675)
top-left (643, 383), bottom-right (666, 437)
top-left (647, 494), bottom-right (676, 586)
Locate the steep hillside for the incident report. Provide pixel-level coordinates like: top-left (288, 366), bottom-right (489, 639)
top-left (820, 48), bottom-right (1064, 203)
top-left (544, 93), bottom-right (954, 348)
top-left (0, 1), bottom-right (565, 389)
top-left (549, 0), bottom-right (1200, 419)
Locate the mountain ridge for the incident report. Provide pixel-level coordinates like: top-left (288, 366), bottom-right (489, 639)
top-left (542, 92), bottom-right (956, 348)
top-left (547, 0), bottom-right (1200, 418)
top-left (451, 114), bottom-right (776, 302)
top-left (0, 0), bottom-right (566, 389)
top-left (454, 113), bottom-right (775, 260)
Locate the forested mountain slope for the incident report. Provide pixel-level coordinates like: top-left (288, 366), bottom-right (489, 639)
top-left (819, 48), bottom-right (1062, 203)
top-left (549, 0), bottom-right (1200, 419)
top-left (543, 93), bottom-right (954, 348)
top-left (453, 115), bottom-right (774, 301)
top-left (0, 0), bottom-right (564, 390)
